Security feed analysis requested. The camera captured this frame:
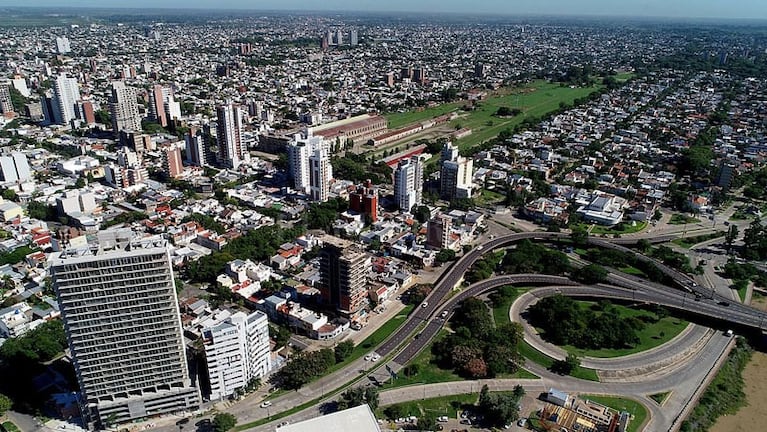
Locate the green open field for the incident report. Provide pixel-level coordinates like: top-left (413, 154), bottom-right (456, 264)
top-left (590, 221), bottom-right (648, 235)
top-left (449, 81), bottom-right (602, 150)
top-left (384, 80), bottom-right (602, 151)
top-left (615, 72), bottom-right (637, 82)
top-left (554, 301), bottom-right (688, 358)
top-left (376, 393), bottom-right (479, 420)
top-left (669, 214), bottom-right (700, 225)
top-left (581, 395), bottom-right (648, 432)
top-left (386, 102), bottom-right (464, 129)
top-left (1, 422), bottom-right (21, 432)
top-left (518, 340), bottom-right (600, 382)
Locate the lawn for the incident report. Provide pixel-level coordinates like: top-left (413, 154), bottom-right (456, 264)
top-left (1, 422), bottom-right (21, 432)
top-left (615, 72), bottom-right (636, 82)
top-left (555, 301), bottom-right (688, 358)
top-left (381, 330), bottom-right (464, 389)
top-left (669, 214), bottom-right (701, 225)
top-left (491, 287), bottom-right (528, 325)
top-left (581, 395), bottom-right (648, 432)
top-left (450, 81), bottom-right (602, 151)
top-left (649, 391), bottom-right (670, 405)
top-left (590, 221), bottom-right (647, 235)
top-left (376, 393), bottom-right (479, 420)
top-left (475, 188), bottom-right (506, 207)
top-left (385, 102), bottom-right (463, 129)
top-left (518, 340), bottom-right (600, 382)
top-left (672, 231), bottom-right (725, 249)
top-left (619, 266), bottom-right (646, 277)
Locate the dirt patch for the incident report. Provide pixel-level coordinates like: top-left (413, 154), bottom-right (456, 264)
top-left (710, 351), bottom-right (767, 432)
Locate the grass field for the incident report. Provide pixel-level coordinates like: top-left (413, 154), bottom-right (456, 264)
top-left (669, 214), bottom-right (701, 225)
top-left (555, 301), bottom-right (688, 358)
top-left (386, 102), bottom-right (464, 129)
top-left (619, 266), bottom-right (646, 277)
top-left (491, 287), bottom-right (528, 325)
top-left (518, 340), bottom-right (600, 382)
top-left (649, 391), bottom-right (671, 405)
top-left (672, 232), bottom-right (725, 249)
top-left (376, 393), bottom-right (479, 420)
top-left (382, 330), bottom-right (464, 389)
top-left (590, 221), bottom-right (648, 235)
top-left (615, 72), bottom-right (637, 82)
top-left (475, 188), bottom-right (506, 207)
top-left (581, 395), bottom-right (648, 432)
top-left (384, 80), bottom-right (602, 151)
top-left (1, 422), bottom-right (21, 432)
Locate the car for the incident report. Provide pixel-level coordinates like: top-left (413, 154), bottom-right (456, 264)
top-left (194, 419), bottom-right (211, 427)
top-left (364, 354), bottom-right (372, 361)
top-left (421, 301), bottom-right (429, 308)
top-left (718, 301), bottom-right (731, 307)
top-left (260, 401), bottom-right (272, 408)
top-left (371, 354), bottom-right (381, 362)
top-left (440, 310), bottom-right (449, 318)
top-left (175, 418), bottom-right (190, 426)
top-left (277, 421), bottom-right (290, 428)
top-left (460, 419), bottom-right (472, 425)
top-left (518, 418), bottom-right (528, 427)
top-left (437, 416), bottom-right (449, 422)
top-left (726, 329), bottom-right (734, 337)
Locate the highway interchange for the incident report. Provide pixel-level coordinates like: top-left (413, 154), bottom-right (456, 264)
top-left (129, 211), bottom-right (764, 432)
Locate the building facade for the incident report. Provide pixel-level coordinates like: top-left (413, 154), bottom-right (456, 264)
top-left (309, 145), bottom-right (333, 202)
top-left (52, 74), bottom-right (81, 125)
top-left (185, 128), bottom-right (207, 167)
top-left (349, 180), bottom-right (379, 223)
top-left (319, 236), bottom-right (370, 320)
top-left (216, 104), bottom-right (246, 169)
top-left (163, 146), bottom-right (183, 178)
top-left (287, 135), bottom-right (324, 194)
top-left (394, 156), bottom-right (423, 212)
top-left (109, 81), bottom-right (142, 135)
top-left (51, 237), bottom-right (200, 429)
top-left (202, 311), bottom-right (271, 401)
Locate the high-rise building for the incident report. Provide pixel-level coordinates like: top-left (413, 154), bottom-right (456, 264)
top-left (0, 152), bottom-right (31, 183)
top-left (0, 85), bottom-right (13, 115)
top-left (349, 180), bottom-right (379, 223)
top-left (163, 146), bottom-right (183, 178)
top-left (216, 104), bottom-right (246, 169)
top-left (413, 67), bottom-right (427, 84)
top-left (185, 128), bottom-right (207, 167)
top-left (201, 311), bottom-right (271, 401)
top-left (350, 29), bottom-right (359, 46)
top-left (51, 74), bottom-right (81, 125)
top-left (55, 36), bottom-right (71, 54)
top-left (717, 161), bottom-right (736, 189)
top-left (439, 142), bottom-right (473, 200)
top-left (309, 144), bottom-right (332, 202)
top-left (336, 29), bottom-right (343, 46)
top-left (427, 214), bottom-right (453, 250)
top-left (109, 81), bottom-right (142, 135)
top-left (148, 85), bottom-right (168, 127)
top-left (287, 135), bottom-right (324, 194)
top-left (394, 156), bottom-right (423, 212)
top-left (51, 235), bottom-right (200, 429)
top-left (319, 236), bottom-right (370, 319)
top-left (474, 62), bottom-right (487, 78)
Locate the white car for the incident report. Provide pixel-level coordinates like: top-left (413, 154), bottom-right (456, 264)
top-left (364, 354), bottom-right (372, 361)
top-left (260, 401), bottom-right (272, 408)
top-left (421, 301), bottom-right (429, 308)
top-left (371, 354), bottom-right (381, 362)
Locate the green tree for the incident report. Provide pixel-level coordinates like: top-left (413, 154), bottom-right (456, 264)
top-left (725, 225), bottom-right (739, 254)
top-left (384, 404), bottom-right (404, 420)
top-left (435, 248), bottom-right (456, 263)
top-left (572, 264), bottom-right (609, 284)
top-left (418, 415), bottom-right (439, 431)
top-left (334, 340), bottom-right (355, 363)
top-left (0, 392), bottom-right (12, 416)
top-left (212, 413), bottom-right (237, 432)
top-left (551, 353), bottom-right (581, 375)
top-left (570, 225), bottom-right (589, 246)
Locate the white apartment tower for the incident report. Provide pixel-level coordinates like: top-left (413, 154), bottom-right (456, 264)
top-left (439, 142), bottom-right (473, 200)
top-left (109, 81), bottom-right (142, 135)
top-left (216, 104), bottom-right (246, 169)
top-left (55, 36), bottom-right (71, 54)
top-left (287, 135), bottom-right (324, 194)
top-left (202, 311), bottom-right (271, 401)
top-left (52, 74), bottom-right (81, 125)
top-left (394, 156), bottom-right (423, 212)
top-left (309, 144), bottom-right (333, 202)
top-left (50, 235), bottom-right (200, 429)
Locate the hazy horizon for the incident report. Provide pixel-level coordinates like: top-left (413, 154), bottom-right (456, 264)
top-left (1, 0), bottom-right (766, 20)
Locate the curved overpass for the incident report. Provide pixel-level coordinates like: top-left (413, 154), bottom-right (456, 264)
top-left (375, 231), bottom-right (766, 362)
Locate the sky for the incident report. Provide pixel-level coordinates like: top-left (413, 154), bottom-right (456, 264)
top-left (2, 0), bottom-right (767, 20)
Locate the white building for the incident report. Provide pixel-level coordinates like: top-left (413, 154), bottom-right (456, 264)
top-left (50, 235), bottom-right (200, 428)
top-left (439, 142), bottom-right (473, 200)
top-left (56, 190), bottom-right (97, 216)
top-left (55, 36), bottom-right (71, 54)
top-left (109, 81), bottom-right (142, 135)
top-left (309, 144), bottom-right (333, 202)
top-left (287, 135), bottom-right (324, 194)
top-left (0, 152), bottom-right (32, 183)
top-left (576, 193), bottom-right (627, 226)
top-left (393, 156), bottom-right (423, 212)
top-left (217, 104), bottom-right (246, 169)
top-left (202, 311), bottom-right (271, 401)
top-left (51, 74), bottom-right (81, 125)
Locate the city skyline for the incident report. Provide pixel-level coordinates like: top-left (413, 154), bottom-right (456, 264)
top-left (0, 0), bottom-right (766, 20)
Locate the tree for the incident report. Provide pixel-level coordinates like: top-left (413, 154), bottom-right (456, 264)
top-left (414, 205), bottom-right (431, 223)
top-left (478, 384), bottom-right (522, 427)
top-left (551, 353), bottom-right (581, 375)
top-left (0, 393), bottom-right (12, 416)
top-left (384, 404), bottom-right (404, 420)
top-left (334, 340), bottom-right (355, 363)
top-left (418, 415), bottom-right (439, 431)
top-left (572, 264), bottom-right (609, 284)
top-left (463, 357), bottom-right (488, 378)
top-left (725, 225), bottom-right (739, 253)
top-left (435, 248), bottom-right (456, 263)
top-left (570, 225), bottom-right (589, 246)
top-left (212, 413), bottom-right (237, 432)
